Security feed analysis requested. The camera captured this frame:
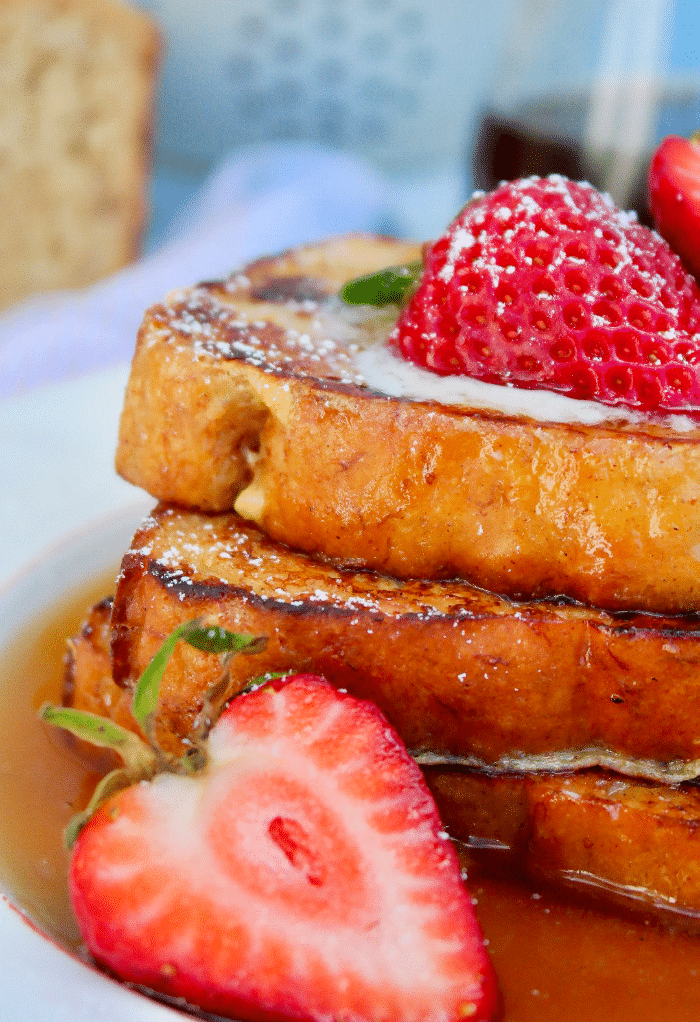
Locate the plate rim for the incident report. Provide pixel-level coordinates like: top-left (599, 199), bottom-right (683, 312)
top-left (0, 499), bottom-right (187, 1022)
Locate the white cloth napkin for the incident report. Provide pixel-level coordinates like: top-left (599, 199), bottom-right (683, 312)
top-left (0, 143), bottom-right (398, 398)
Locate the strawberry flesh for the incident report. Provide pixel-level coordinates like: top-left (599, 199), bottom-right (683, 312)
top-left (392, 174), bottom-right (700, 418)
top-left (649, 134), bottom-right (700, 281)
top-left (69, 674), bottom-right (499, 1022)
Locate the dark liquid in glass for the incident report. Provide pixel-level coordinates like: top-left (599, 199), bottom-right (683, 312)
top-left (472, 108), bottom-right (652, 226)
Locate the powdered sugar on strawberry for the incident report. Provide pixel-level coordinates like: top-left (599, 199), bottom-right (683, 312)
top-left (392, 175), bottom-right (700, 419)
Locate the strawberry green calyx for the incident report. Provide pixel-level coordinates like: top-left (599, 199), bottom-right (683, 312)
top-left (40, 618), bottom-right (267, 847)
top-left (37, 703), bottom-right (161, 848)
top-left (131, 619), bottom-right (266, 743)
top-left (63, 769), bottom-right (136, 849)
top-left (339, 260), bottom-right (422, 307)
top-left (239, 670), bottom-right (293, 693)
top-left (39, 705), bottom-right (156, 771)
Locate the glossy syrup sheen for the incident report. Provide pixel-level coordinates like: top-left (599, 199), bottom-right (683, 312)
top-left (0, 582), bottom-right (700, 1020)
top-left (0, 572), bottom-right (114, 947)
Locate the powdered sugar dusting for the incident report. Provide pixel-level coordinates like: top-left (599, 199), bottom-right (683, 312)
top-left (148, 285), bottom-right (367, 388)
top-left (134, 507), bottom-right (559, 625)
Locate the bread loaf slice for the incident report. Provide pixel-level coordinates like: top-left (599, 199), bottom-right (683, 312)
top-left (0, 0), bottom-right (159, 310)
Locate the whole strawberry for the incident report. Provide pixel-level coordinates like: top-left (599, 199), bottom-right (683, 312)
top-left (392, 175), bottom-right (700, 418)
top-left (648, 133), bottom-right (700, 280)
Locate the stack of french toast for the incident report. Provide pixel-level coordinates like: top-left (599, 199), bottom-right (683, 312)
top-left (67, 212), bottom-right (700, 924)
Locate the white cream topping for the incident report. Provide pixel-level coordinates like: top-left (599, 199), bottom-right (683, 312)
top-left (355, 341), bottom-right (636, 425)
top-left (357, 342), bottom-right (697, 431)
top-left (318, 298), bottom-right (696, 431)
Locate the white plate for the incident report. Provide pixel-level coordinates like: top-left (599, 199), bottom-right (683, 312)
top-left (0, 367), bottom-right (178, 1019)
top-left (0, 502), bottom-right (189, 1022)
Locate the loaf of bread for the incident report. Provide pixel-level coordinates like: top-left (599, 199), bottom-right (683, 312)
top-left (0, 0), bottom-right (160, 310)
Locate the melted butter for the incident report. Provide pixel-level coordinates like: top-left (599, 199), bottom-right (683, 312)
top-left (1, 581), bottom-right (700, 1019)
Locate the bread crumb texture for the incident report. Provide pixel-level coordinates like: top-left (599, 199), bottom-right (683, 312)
top-left (0, 0), bottom-right (159, 309)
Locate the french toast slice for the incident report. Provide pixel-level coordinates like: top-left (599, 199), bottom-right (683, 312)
top-left (115, 235), bottom-right (420, 514)
top-left (67, 504), bottom-right (700, 781)
top-left (427, 768), bottom-right (700, 923)
top-left (63, 596), bottom-right (137, 737)
top-left (64, 602), bottom-right (700, 923)
top-left (115, 235), bottom-right (700, 613)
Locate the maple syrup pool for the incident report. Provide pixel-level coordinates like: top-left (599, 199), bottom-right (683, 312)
top-left (1, 575), bottom-right (700, 1021)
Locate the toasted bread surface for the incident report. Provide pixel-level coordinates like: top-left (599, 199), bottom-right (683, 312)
top-left (116, 236), bottom-right (700, 612)
top-left (64, 596), bottom-right (141, 739)
top-left (116, 235), bottom-right (419, 510)
top-left (69, 504), bottom-right (700, 781)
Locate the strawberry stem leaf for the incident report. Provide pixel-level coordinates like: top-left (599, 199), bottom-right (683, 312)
top-left (64, 768), bottom-right (134, 849)
top-left (38, 704), bottom-right (156, 774)
top-left (241, 671), bottom-right (292, 693)
top-left (185, 626), bottom-right (268, 656)
top-left (131, 619), bottom-right (201, 733)
top-left (339, 261), bottom-right (422, 307)
top-left (181, 746), bottom-right (208, 774)
top-left (132, 620), bottom-right (268, 741)
top-left (41, 619), bottom-right (269, 843)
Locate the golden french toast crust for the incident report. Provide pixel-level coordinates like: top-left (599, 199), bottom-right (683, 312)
top-left (63, 596), bottom-right (113, 708)
top-left (97, 505), bottom-right (700, 776)
top-left (426, 767), bottom-right (700, 922)
top-left (242, 373), bottom-right (700, 612)
top-left (139, 539), bottom-right (700, 636)
top-left (116, 235), bottom-right (700, 612)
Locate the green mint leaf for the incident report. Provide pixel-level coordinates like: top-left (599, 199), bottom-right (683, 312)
top-left (339, 261), bottom-right (422, 307)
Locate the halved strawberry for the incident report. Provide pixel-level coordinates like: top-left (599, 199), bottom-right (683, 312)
top-left (648, 133), bottom-right (700, 280)
top-left (68, 673), bottom-right (498, 1022)
top-left (42, 623), bottom-right (498, 1022)
top-left (390, 175), bottom-right (700, 418)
